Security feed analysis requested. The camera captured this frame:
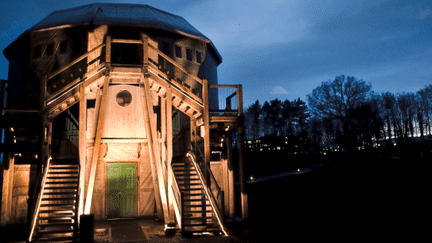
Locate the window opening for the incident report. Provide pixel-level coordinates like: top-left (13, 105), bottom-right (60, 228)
top-left (175, 45), bottom-right (182, 58)
top-left (111, 43), bottom-right (143, 65)
top-left (196, 51), bottom-right (202, 63)
top-left (33, 46), bottom-right (42, 58)
top-left (186, 48), bottom-right (193, 61)
top-left (116, 90), bottom-right (132, 107)
top-left (46, 43), bottom-right (55, 56)
top-left (60, 41), bottom-right (68, 54)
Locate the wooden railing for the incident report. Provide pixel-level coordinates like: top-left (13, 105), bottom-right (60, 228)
top-left (28, 156), bottom-right (52, 242)
top-left (195, 146), bottom-right (224, 214)
top-left (209, 84), bottom-right (243, 116)
top-left (168, 161), bottom-right (182, 230)
top-left (186, 151), bottom-right (228, 236)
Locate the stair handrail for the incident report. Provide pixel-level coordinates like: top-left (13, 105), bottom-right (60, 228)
top-left (186, 151), bottom-right (228, 236)
top-left (195, 146), bottom-right (224, 213)
top-left (168, 161), bottom-right (182, 230)
top-left (28, 156), bottom-right (52, 242)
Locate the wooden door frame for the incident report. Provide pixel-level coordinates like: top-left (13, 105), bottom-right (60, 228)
top-left (105, 162), bottom-right (139, 219)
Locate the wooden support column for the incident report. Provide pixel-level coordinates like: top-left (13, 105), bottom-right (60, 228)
top-left (141, 77), bottom-right (170, 223)
top-left (166, 86), bottom-right (175, 224)
top-left (0, 155), bottom-right (14, 226)
top-left (106, 35), bottom-right (111, 64)
top-left (84, 76), bottom-right (110, 214)
top-left (203, 79), bottom-right (210, 181)
top-left (161, 97), bottom-right (167, 175)
top-left (167, 86), bottom-right (173, 166)
top-left (226, 133), bottom-right (235, 219)
top-left (237, 85), bottom-right (248, 220)
top-left (190, 118), bottom-right (197, 153)
top-left (140, 94), bottom-right (163, 219)
top-left (78, 84), bottom-right (86, 219)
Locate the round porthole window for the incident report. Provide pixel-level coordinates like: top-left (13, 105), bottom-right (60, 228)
top-left (116, 90), bottom-right (132, 107)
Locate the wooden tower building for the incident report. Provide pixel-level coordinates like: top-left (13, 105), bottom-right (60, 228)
top-left (0, 3), bottom-right (247, 241)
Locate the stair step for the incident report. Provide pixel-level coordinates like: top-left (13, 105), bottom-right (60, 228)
top-left (50, 164), bottom-right (78, 168)
top-left (184, 210), bottom-right (214, 214)
top-left (184, 223), bottom-right (219, 227)
top-left (45, 181), bottom-right (78, 184)
top-left (38, 215), bottom-right (74, 220)
top-left (44, 187), bottom-right (77, 190)
top-left (183, 198), bottom-right (209, 202)
top-left (31, 236), bottom-right (74, 242)
top-left (39, 213), bottom-right (75, 218)
top-left (47, 173), bottom-right (79, 177)
top-left (43, 191), bottom-right (77, 195)
top-left (39, 209), bottom-right (75, 214)
top-left (47, 176), bottom-right (78, 180)
top-left (42, 196), bottom-right (76, 200)
top-left (39, 204), bottom-right (75, 208)
top-left (37, 228), bottom-right (74, 234)
top-left (48, 171), bottom-right (79, 174)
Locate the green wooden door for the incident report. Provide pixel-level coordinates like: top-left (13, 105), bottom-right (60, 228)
top-left (107, 163), bottom-right (137, 218)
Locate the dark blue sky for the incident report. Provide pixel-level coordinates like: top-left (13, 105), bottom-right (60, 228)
top-left (1, 0), bottom-right (431, 107)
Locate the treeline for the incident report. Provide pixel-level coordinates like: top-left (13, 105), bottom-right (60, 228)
top-left (244, 75), bottom-right (432, 152)
top-left (243, 98), bottom-right (309, 140)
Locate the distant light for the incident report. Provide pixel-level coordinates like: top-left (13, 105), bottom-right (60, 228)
top-left (394, 143), bottom-right (397, 146)
top-left (297, 168), bottom-right (300, 172)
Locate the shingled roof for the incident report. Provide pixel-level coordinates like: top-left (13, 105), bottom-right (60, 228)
top-left (4, 3), bottom-right (221, 62)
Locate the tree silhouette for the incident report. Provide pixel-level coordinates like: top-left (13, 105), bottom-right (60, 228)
top-left (308, 75), bottom-right (371, 150)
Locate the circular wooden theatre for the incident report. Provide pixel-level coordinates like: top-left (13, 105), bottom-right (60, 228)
top-left (1, 3), bottom-right (247, 241)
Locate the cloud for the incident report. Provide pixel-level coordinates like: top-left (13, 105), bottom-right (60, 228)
top-left (271, 86), bottom-right (287, 94)
top-left (418, 8), bottom-right (431, 20)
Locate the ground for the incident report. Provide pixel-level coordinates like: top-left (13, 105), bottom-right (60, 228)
top-left (2, 152), bottom-right (429, 242)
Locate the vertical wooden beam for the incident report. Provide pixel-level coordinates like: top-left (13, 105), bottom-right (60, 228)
top-left (142, 34), bottom-right (149, 66)
top-left (203, 79), bottom-right (210, 180)
top-left (166, 86), bottom-right (173, 167)
top-left (190, 119), bottom-right (196, 153)
top-left (141, 78), bottom-right (170, 223)
top-left (138, 77), bottom-right (163, 219)
top-left (236, 85), bottom-right (248, 220)
top-left (84, 76), bottom-right (110, 214)
top-left (166, 86), bottom-right (175, 224)
top-left (78, 84), bottom-right (87, 219)
top-left (106, 35), bottom-right (111, 64)
top-left (161, 97), bottom-right (167, 173)
top-left (226, 133), bottom-right (235, 219)
top-left (0, 155), bottom-right (14, 226)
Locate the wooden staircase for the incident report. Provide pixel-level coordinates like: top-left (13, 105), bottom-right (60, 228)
top-left (31, 162), bottom-right (79, 242)
top-left (172, 158), bottom-right (223, 235)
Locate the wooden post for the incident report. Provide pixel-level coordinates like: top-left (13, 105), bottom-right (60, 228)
top-left (139, 83), bottom-right (163, 220)
top-left (78, 84), bottom-right (87, 219)
top-left (141, 77), bottom-right (170, 223)
top-left (226, 133), bottom-right (235, 220)
top-left (106, 35), bottom-right (111, 64)
top-left (166, 86), bottom-right (175, 224)
top-left (203, 79), bottom-right (210, 181)
top-left (236, 85), bottom-right (248, 220)
top-left (161, 97), bottom-right (167, 174)
top-left (142, 34), bottom-right (149, 66)
top-left (0, 155), bottom-right (14, 226)
top-left (84, 76), bottom-right (110, 214)
top-left (167, 86), bottom-right (173, 166)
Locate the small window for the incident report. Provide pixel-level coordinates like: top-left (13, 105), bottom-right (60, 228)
top-left (186, 48), bottom-right (193, 61)
top-left (46, 43), bottom-right (55, 56)
top-left (196, 51), bottom-right (202, 63)
top-left (33, 46), bottom-right (42, 58)
top-left (72, 38), bottom-right (82, 52)
top-left (60, 41), bottom-right (68, 54)
top-left (162, 42), bottom-right (171, 56)
top-left (116, 90), bottom-right (132, 107)
top-left (175, 45), bottom-right (182, 58)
